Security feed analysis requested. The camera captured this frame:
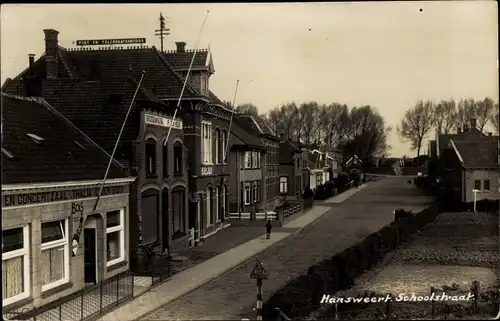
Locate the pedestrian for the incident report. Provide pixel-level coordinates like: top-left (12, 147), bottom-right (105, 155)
top-left (265, 220), bottom-right (272, 239)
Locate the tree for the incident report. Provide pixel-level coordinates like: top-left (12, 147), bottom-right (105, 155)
top-left (491, 101), bottom-right (499, 134)
top-left (320, 102), bottom-right (350, 148)
top-left (432, 100), bottom-right (457, 135)
top-left (297, 102), bottom-right (319, 144)
top-left (235, 103), bottom-right (259, 116)
top-left (456, 98), bottom-right (477, 130)
top-left (397, 100), bottom-right (434, 162)
top-left (476, 97), bottom-right (495, 132)
top-left (267, 102), bottom-right (298, 139)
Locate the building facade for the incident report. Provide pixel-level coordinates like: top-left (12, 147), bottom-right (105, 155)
top-left (1, 94), bottom-right (133, 311)
top-left (279, 137), bottom-right (306, 199)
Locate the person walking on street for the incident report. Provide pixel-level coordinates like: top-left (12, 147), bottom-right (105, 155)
top-left (265, 220), bottom-right (272, 239)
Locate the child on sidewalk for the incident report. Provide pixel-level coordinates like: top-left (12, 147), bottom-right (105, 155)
top-left (265, 220), bottom-right (272, 239)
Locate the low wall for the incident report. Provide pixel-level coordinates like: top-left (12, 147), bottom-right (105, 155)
top-left (262, 202), bottom-right (442, 320)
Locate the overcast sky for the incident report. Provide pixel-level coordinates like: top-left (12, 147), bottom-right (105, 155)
top-left (1, 2), bottom-right (498, 157)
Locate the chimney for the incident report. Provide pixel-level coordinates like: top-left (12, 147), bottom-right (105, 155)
top-left (279, 133), bottom-right (285, 142)
top-left (457, 127), bottom-right (462, 134)
top-left (175, 42), bottom-right (186, 53)
top-left (28, 54), bottom-right (35, 76)
top-left (488, 132), bottom-right (493, 136)
top-left (43, 29), bottom-right (59, 78)
top-left (462, 123), bottom-right (469, 132)
top-left (470, 118), bottom-right (477, 129)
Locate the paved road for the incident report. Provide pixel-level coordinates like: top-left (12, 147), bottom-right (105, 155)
top-left (141, 177), bottom-right (434, 321)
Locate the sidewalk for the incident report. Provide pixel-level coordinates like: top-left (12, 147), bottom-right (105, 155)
top-left (98, 186), bottom-right (366, 321)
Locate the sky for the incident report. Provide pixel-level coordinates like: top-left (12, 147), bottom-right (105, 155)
top-left (1, 2), bottom-right (498, 157)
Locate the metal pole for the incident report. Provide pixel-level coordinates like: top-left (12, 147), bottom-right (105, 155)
top-left (257, 278), bottom-right (263, 320)
top-left (92, 71), bottom-right (146, 212)
top-left (163, 9), bottom-right (210, 147)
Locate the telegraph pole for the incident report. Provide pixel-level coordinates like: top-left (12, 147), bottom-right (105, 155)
top-left (155, 13), bottom-right (170, 52)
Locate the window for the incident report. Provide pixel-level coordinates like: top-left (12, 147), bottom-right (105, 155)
top-left (201, 121), bottom-right (213, 164)
top-left (244, 182), bottom-right (252, 205)
top-left (206, 188), bottom-right (213, 227)
top-left (256, 181), bottom-right (261, 202)
top-left (106, 209), bottom-right (125, 267)
top-left (280, 176), bottom-right (288, 194)
top-left (215, 128), bottom-right (220, 164)
top-left (222, 130), bottom-right (228, 163)
top-left (141, 192), bottom-right (159, 245)
top-left (172, 188), bottom-right (185, 236)
top-left (216, 187), bottom-right (221, 222)
top-left (41, 220), bottom-right (69, 292)
top-left (145, 138), bottom-right (157, 176)
top-left (2, 226), bottom-right (30, 306)
top-left (174, 142), bottom-right (183, 175)
top-left (245, 152), bottom-right (251, 169)
top-left (316, 173), bottom-right (322, 187)
top-left (252, 182), bottom-right (257, 203)
top-left (296, 158), bottom-right (300, 169)
top-left (474, 180), bottom-right (481, 190)
top-left (222, 185), bottom-right (227, 218)
top-left (163, 144), bottom-right (168, 178)
top-left (483, 180), bottom-right (490, 191)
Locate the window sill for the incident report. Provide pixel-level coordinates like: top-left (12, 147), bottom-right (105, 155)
top-left (107, 260), bottom-right (128, 272)
top-left (42, 282), bottom-right (73, 298)
top-left (3, 296), bottom-right (34, 312)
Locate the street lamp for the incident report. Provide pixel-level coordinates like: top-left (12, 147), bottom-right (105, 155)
top-left (472, 189), bottom-right (480, 212)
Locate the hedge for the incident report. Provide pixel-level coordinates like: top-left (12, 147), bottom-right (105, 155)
top-left (262, 202), bottom-right (441, 320)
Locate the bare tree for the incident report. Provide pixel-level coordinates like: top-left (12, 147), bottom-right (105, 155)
top-left (491, 101), bottom-right (499, 134)
top-left (397, 100), bottom-right (434, 161)
top-left (267, 102), bottom-right (298, 139)
top-left (432, 100), bottom-right (457, 135)
top-left (476, 97), bottom-right (495, 132)
top-left (456, 98), bottom-right (477, 130)
top-left (235, 103), bottom-right (259, 116)
top-left (320, 102), bottom-right (350, 148)
top-left (297, 102), bottom-right (319, 144)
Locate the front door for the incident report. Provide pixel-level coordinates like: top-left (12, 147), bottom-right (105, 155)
top-left (84, 228), bottom-right (97, 284)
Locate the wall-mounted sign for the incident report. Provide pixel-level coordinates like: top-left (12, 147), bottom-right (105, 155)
top-left (3, 186), bottom-right (125, 208)
top-left (201, 166), bottom-right (213, 176)
top-left (75, 38), bottom-right (146, 46)
top-left (145, 113), bottom-right (183, 130)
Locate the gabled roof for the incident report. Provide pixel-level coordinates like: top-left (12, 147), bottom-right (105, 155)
top-left (3, 46), bottom-right (202, 100)
top-left (450, 139), bottom-right (499, 168)
top-left (1, 93), bottom-right (129, 184)
top-left (436, 127), bottom-right (493, 157)
top-left (162, 49), bottom-right (210, 71)
top-left (234, 114), bottom-right (278, 140)
top-left (229, 122), bottom-right (265, 150)
top-left (345, 155), bottom-right (363, 166)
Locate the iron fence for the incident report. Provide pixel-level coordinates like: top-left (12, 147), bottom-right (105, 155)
top-left (3, 271), bottom-right (133, 321)
top-left (130, 250), bottom-right (172, 286)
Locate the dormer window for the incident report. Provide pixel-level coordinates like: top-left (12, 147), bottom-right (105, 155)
top-left (1, 148), bottom-right (14, 159)
top-left (27, 133), bottom-right (44, 144)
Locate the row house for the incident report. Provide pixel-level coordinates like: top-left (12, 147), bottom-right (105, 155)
top-left (306, 150), bottom-right (324, 190)
top-left (310, 149), bottom-right (332, 185)
top-left (2, 94), bottom-right (134, 311)
top-left (278, 135), bottom-right (307, 199)
top-left (235, 115), bottom-right (282, 209)
top-left (227, 123), bottom-right (267, 214)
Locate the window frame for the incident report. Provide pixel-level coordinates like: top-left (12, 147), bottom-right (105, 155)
top-left (201, 121), bottom-right (213, 165)
top-left (106, 209), bottom-right (126, 267)
top-left (280, 176), bottom-right (288, 194)
top-left (244, 182), bottom-right (252, 205)
top-left (215, 128), bottom-right (220, 164)
top-left (40, 219), bottom-right (70, 293)
top-left (162, 142), bottom-right (168, 178)
top-left (245, 151), bottom-right (252, 169)
top-left (222, 130), bottom-right (228, 163)
top-left (145, 138), bottom-right (157, 176)
top-left (215, 186), bottom-right (221, 223)
top-left (483, 179), bottom-right (490, 191)
top-left (206, 188), bottom-right (213, 227)
top-left (2, 225), bottom-right (30, 306)
top-left (222, 185), bottom-right (227, 218)
top-left (474, 180), bottom-right (481, 190)
top-left (173, 142), bottom-right (183, 175)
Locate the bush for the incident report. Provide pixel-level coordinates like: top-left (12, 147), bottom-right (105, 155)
top-left (303, 185), bottom-right (314, 199)
top-left (314, 184), bottom-right (326, 200)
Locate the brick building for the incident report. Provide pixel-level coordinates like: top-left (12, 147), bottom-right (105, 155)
top-left (1, 94), bottom-right (133, 312)
top-left (234, 114), bottom-right (281, 209)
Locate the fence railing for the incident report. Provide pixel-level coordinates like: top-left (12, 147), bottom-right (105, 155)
top-left (229, 212), bottom-right (278, 220)
top-left (3, 271), bottom-right (133, 321)
top-left (130, 251), bottom-right (172, 286)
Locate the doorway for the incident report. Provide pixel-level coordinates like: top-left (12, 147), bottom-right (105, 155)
top-left (84, 228), bottom-right (97, 284)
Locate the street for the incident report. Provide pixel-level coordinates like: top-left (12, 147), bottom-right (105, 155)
top-left (141, 177), bottom-right (435, 320)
